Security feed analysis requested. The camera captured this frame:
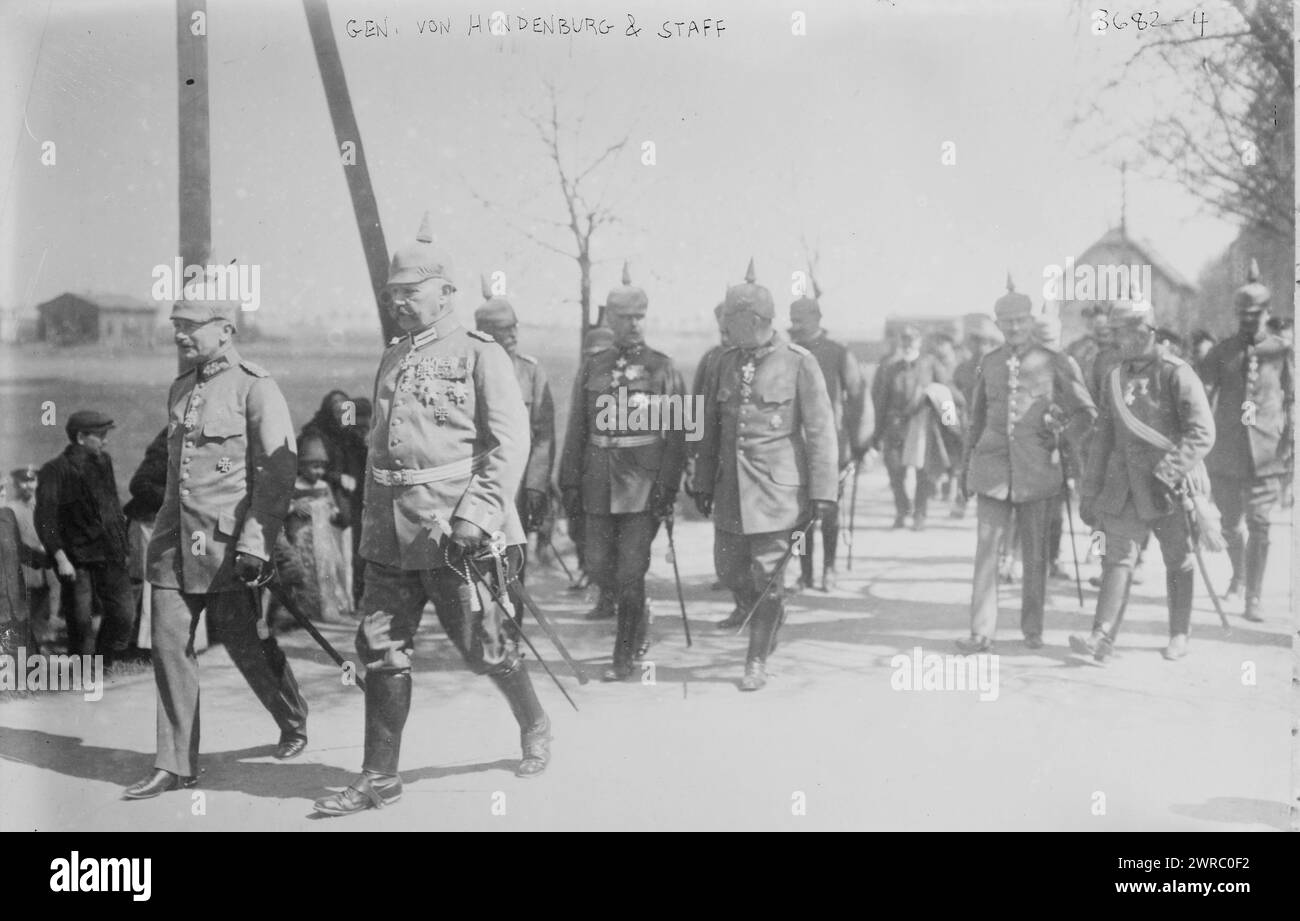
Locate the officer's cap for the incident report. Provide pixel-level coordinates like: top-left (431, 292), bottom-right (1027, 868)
top-left (993, 273), bottom-right (1033, 319)
top-left (723, 258), bottom-right (775, 320)
top-left (171, 264), bottom-right (241, 324)
top-left (387, 212), bottom-right (456, 288)
top-left (605, 261), bottom-right (648, 315)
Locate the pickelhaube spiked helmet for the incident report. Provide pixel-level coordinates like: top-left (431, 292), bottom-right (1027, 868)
top-left (723, 257), bottom-right (775, 319)
top-left (1233, 258), bottom-right (1270, 313)
top-left (993, 273), bottom-right (1032, 319)
top-left (474, 274), bottom-right (518, 327)
top-left (605, 261), bottom-right (648, 314)
top-left (387, 212), bottom-right (455, 287)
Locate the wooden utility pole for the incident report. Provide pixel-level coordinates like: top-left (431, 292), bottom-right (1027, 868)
top-left (302, 0), bottom-right (398, 342)
top-left (176, 0), bottom-right (209, 366)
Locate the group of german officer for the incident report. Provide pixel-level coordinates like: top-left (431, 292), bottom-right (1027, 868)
top-left (693, 261), bottom-right (839, 691)
top-left (559, 264), bottom-right (687, 681)
top-left (313, 216), bottom-right (551, 816)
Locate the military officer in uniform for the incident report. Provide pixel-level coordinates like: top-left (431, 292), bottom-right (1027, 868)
top-left (1197, 260), bottom-right (1293, 621)
top-left (870, 323), bottom-right (948, 530)
top-left (474, 276), bottom-right (556, 575)
top-left (124, 288), bottom-right (308, 800)
top-left (788, 293), bottom-right (868, 591)
top-left (313, 216), bottom-right (550, 816)
top-left (570, 325), bottom-right (616, 596)
top-left (1070, 298), bottom-right (1216, 662)
top-left (559, 263), bottom-right (687, 681)
top-left (957, 277), bottom-right (1095, 653)
top-left (693, 261), bottom-right (838, 690)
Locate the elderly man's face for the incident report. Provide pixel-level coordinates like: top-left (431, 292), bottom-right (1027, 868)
top-left (385, 279), bottom-right (452, 332)
top-left (723, 306), bottom-right (768, 349)
top-left (172, 317), bottom-right (232, 363)
top-left (480, 321), bottom-right (518, 355)
top-left (609, 306), bottom-right (646, 349)
top-left (1238, 307), bottom-right (1268, 339)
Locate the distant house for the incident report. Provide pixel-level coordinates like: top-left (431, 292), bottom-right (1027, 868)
top-left (36, 293), bottom-right (162, 346)
top-left (1059, 226), bottom-right (1196, 345)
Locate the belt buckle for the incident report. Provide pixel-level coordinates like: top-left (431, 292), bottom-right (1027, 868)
top-left (395, 469), bottom-right (414, 486)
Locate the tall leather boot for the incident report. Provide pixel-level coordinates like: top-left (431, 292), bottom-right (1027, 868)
top-left (314, 670), bottom-right (409, 816)
top-left (632, 596), bottom-right (653, 660)
top-left (1068, 564), bottom-right (1130, 664)
top-left (602, 598), bottom-right (636, 681)
top-left (1223, 525), bottom-right (1245, 599)
top-left (741, 598), bottom-right (780, 691)
top-left (1243, 532), bottom-right (1269, 622)
top-left (1164, 568), bottom-right (1194, 660)
top-left (491, 659), bottom-right (551, 777)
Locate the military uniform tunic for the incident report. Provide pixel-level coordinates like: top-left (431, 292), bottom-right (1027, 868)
top-left (512, 352), bottom-right (555, 500)
top-left (145, 345), bottom-right (307, 778)
top-left (356, 312), bottom-right (531, 674)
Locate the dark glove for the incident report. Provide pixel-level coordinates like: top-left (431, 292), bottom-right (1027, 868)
top-left (811, 499), bottom-right (837, 522)
top-left (561, 487), bottom-right (583, 521)
top-left (447, 518), bottom-right (489, 562)
top-left (523, 489), bottom-right (548, 531)
top-left (649, 486), bottom-right (676, 520)
top-left (694, 492), bottom-right (713, 518)
top-left (233, 551), bottom-right (268, 586)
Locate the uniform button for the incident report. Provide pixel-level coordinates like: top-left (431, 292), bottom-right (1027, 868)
top-left (181, 472), bottom-right (189, 480)
top-left (392, 419), bottom-right (402, 426)
top-left (394, 459), bottom-right (403, 466)
top-left (185, 442), bottom-right (194, 449)
top-left (181, 488), bottom-right (190, 496)
top-left (392, 438), bottom-right (401, 445)
top-left (182, 457), bottom-right (191, 465)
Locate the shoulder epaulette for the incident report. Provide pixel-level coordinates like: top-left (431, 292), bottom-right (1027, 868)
top-left (387, 336), bottom-right (404, 348)
top-left (787, 342), bottom-right (812, 357)
top-left (516, 353), bottom-right (538, 365)
top-left (238, 359), bottom-right (269, 378)
top-left (468, 329), bottom-right (495, 342)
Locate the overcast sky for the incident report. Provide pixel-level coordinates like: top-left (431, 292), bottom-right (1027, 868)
top-left (0, 0), bottom-right (1242, 338)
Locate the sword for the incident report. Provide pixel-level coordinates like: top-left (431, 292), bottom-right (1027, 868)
top-left (1180, 493), bottom-right (1231, 633)
top-left (735, 516), bottom-right (817, 635)
top-left (538, 530), bottom-right (579, 587)
top-left (663, 516), bottom-right (692, 647)
top-left (1057, 435), bottom-right (1085, 608)
top-left (466, 554), bottom-right (589, 686)
top-left (256, 573), bottom-right (365, 691)
top-left (465, 557), bottom-right (582, 711)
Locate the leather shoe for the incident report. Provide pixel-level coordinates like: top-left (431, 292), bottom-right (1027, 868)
top-left (1023, 635), bottom-right (1044, 650)
top-left (1243, 602), bottom-right (1264, 623)
top-left (891, 516), bottom-right (907, 530)
top-left (955, 635), bottom-right (992, 655)
top-left (275, 732), bottom-right (308, 760)
top-left (314, 774), bottom-right (402, 816)
top-left (602, 662), bottom-right (634, 682)
top-left (819, 569), bottom-right (837, 593)
top-left (123, 769), bottom-right (197, 800)
top-left (1162, 634), bottom-right (1189, 660)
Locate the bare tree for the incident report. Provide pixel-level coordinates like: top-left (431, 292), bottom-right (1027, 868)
top-left (1072, 0), bottom-right (1293, 241)
top-left (471, 80), bottom-right (631, 358)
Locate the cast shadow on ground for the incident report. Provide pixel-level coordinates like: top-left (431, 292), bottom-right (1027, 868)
top-left (0, 726), bottom-right (521, 804)
top-left (1169, 797), bottom-right (1292, 830)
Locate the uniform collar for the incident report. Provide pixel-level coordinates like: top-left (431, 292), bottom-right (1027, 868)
top-left (407, 311), bottom-right (461, 350)
top-left (196, 346), bottom-right (238, 381)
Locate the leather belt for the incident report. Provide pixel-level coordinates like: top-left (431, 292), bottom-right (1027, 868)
top-left (589, 433), bottom-right (661, 449)
top-left (371, 457), bottom-right (473, 487)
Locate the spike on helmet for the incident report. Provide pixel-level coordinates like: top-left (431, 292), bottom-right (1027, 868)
top-left (171, 256), bottom-right (240, 323)
top-left (474, 271), bottom-right (517, 327)
top-left (605, 260), bottom-right (648, 314)
top-left (993, 271), bottom-right (1031, 319)
top-left (1233, 256), bottom-right (1271, 312)
top-left (387, 211), bottom-right (455, 286)
top-left (724, 258), bottom-right (774, 320)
